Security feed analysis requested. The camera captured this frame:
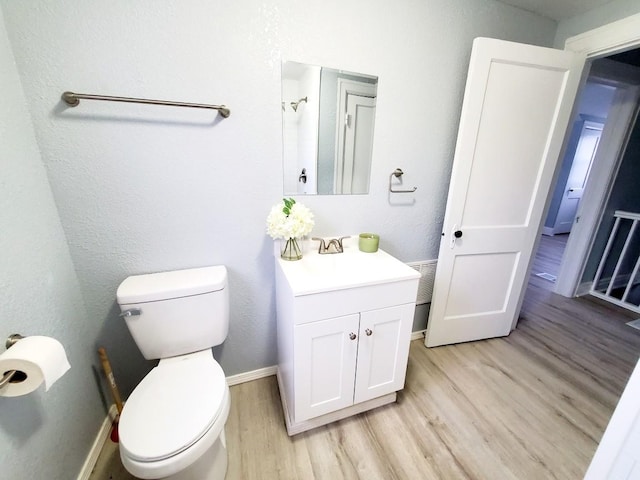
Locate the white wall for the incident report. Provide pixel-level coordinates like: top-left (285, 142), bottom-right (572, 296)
top-left (1, 0), bottom-right (557, 477)
top-left (297, 65), bottom-right (321, 195)
top-left (282, 63), bottom-right (320, 194)
top-left (0, 9), bottom-right (102, 480)
top-left (281, 77), bottom-right (300, 193)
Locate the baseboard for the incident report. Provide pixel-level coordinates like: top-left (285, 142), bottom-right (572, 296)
top-left (76, 404), bottom-right (117, 480)
top-left (577, 279), bottom-right (640, 298)
top-left (542, 227), bottom-right (555, 236)
top-left (593, 274), bottom-right (639, 292)
top-left (576, 281), bottom-right (592, 296)
top-left (225, 365), bottom-right (277, 386)
top-left (411, 329), bottom-right (426, 341)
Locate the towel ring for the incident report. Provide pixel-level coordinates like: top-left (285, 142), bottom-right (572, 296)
top-left (389, 168), bottom-right (417, 193)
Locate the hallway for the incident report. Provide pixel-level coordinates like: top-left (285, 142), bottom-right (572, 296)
top-left (530, 233), bottom-right (569, 291)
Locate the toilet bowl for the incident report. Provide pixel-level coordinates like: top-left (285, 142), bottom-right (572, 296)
top-left (118, 350), bottom-right (231, 480)
top-left (116, 266), bottom-right (231, 479)
top-left (119, 350), bottom-right (230, 479)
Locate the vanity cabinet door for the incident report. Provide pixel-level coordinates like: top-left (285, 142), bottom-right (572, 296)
top-left (293, 313), bottom-right (360, 422)
top-left (354, 304), bottom-right (414, 403)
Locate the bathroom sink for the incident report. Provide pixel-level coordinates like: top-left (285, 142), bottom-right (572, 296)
top-left (277, 236), bottom-right (420, 296)
top-left (301, 251), bottom-right (374, 275)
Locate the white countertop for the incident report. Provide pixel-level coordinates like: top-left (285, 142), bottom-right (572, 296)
top-left (276, 238), bottom-right (420, 296)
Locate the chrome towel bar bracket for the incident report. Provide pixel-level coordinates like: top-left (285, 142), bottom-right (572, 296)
top-left (61, 91), bottom-right (231, 118)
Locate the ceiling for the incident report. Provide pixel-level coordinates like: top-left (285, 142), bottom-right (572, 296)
top-left (498, 0), bottom-right (614, 21)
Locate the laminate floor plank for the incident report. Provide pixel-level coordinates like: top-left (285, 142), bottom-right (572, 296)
top-left (405, 344), bottom-right (529, 480)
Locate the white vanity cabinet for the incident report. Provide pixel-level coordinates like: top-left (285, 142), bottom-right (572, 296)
top-left (294, 304), bottom-right (414, 422)
top-left (275, 242), bottom-right (420, 435)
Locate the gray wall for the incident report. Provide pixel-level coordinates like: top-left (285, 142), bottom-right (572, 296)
top-left (6, 1), bottom-right (638, 479)
top-left (0, 10), bottom-right (103, 480)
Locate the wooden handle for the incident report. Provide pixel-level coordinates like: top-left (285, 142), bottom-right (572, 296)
top-left (98, 347), bottom-right (124, 415)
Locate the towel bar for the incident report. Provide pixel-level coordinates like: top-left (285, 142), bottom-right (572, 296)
top-left (61, 91), bottom-right (231, 118)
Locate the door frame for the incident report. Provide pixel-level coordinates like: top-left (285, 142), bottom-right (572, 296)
top-left (553, 13), bottom-right (640, 297)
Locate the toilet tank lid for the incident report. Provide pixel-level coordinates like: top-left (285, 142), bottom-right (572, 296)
top-left (117, 266), bottom-right (227, 304)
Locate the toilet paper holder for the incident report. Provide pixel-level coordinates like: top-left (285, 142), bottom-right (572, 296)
top-left (0, 334), bottom-right (25, 389)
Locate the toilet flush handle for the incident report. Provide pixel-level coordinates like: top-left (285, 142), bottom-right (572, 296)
top-left (119, 308), bottom-right (142, 318)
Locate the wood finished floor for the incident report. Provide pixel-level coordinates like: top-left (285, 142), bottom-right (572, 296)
top-left (90, 235), bottom-right (640, 479)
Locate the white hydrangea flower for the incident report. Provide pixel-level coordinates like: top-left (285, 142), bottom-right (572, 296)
top-left (266, 199), bottom-right (314, 239)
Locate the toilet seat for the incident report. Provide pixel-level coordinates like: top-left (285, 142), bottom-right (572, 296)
top-left (119, 349), bottom-right (227, 463)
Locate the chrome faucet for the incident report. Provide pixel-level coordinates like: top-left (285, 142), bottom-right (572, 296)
top-left (312, 236), bottom-right (349, 254)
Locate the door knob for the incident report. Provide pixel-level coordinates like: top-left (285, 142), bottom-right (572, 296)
top-left (349, 332), bottom-right (356, 340)
top-left (450, 224), bottom-right (463, 249)
top-left (365, 329), bottom-right (373, 336)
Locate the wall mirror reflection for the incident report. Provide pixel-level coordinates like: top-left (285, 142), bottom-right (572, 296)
top-left (282, 61), bottom-right (378, 195)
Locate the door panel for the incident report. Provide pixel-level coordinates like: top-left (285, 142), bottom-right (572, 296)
top-left (462, 62), bottom-right (573, 227)
top-left (425, 38), bottom-right (585, 347)
top-left (444, 252), bottom-right (520, 318)
top-left (294, 314), bottom-right (359, 422)
top-left (354, 304), bottom-right (413, 403)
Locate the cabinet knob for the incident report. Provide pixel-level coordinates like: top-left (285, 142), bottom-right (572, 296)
top-left (365, 328), bottom-right (373, 336)
top-left (349, 332), bottom-right (356, 340)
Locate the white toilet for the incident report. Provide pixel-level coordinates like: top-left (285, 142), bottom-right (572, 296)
top-left (116, 265), bottom-right (231, 480)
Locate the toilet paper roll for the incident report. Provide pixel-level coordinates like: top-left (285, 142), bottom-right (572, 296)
top-left (0, 336), bottom-right (71, 397)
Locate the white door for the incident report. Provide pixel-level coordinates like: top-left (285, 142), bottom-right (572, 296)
top-left (342, 95), bottom-right (376, 194)
top-left (354, 304), bottom-right (413, 403)
top-left (425, 38), bottom-right (585, 347)
top-left (553, 122), bottom-right (603, 234)
top-left (294, 314), bottom-right (359, 422)
top-left (335, 80), bottom-right (376, 194)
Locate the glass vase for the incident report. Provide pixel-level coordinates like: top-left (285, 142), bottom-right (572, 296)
top-left (281, 237), bottom-right (302, 261)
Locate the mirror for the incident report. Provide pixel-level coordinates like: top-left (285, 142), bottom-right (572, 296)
top-left (282, 61), bottom-right (378, 195)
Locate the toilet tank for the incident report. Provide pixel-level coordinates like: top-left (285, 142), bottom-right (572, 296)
top-left (116, 266), bottom-right (229, 360)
